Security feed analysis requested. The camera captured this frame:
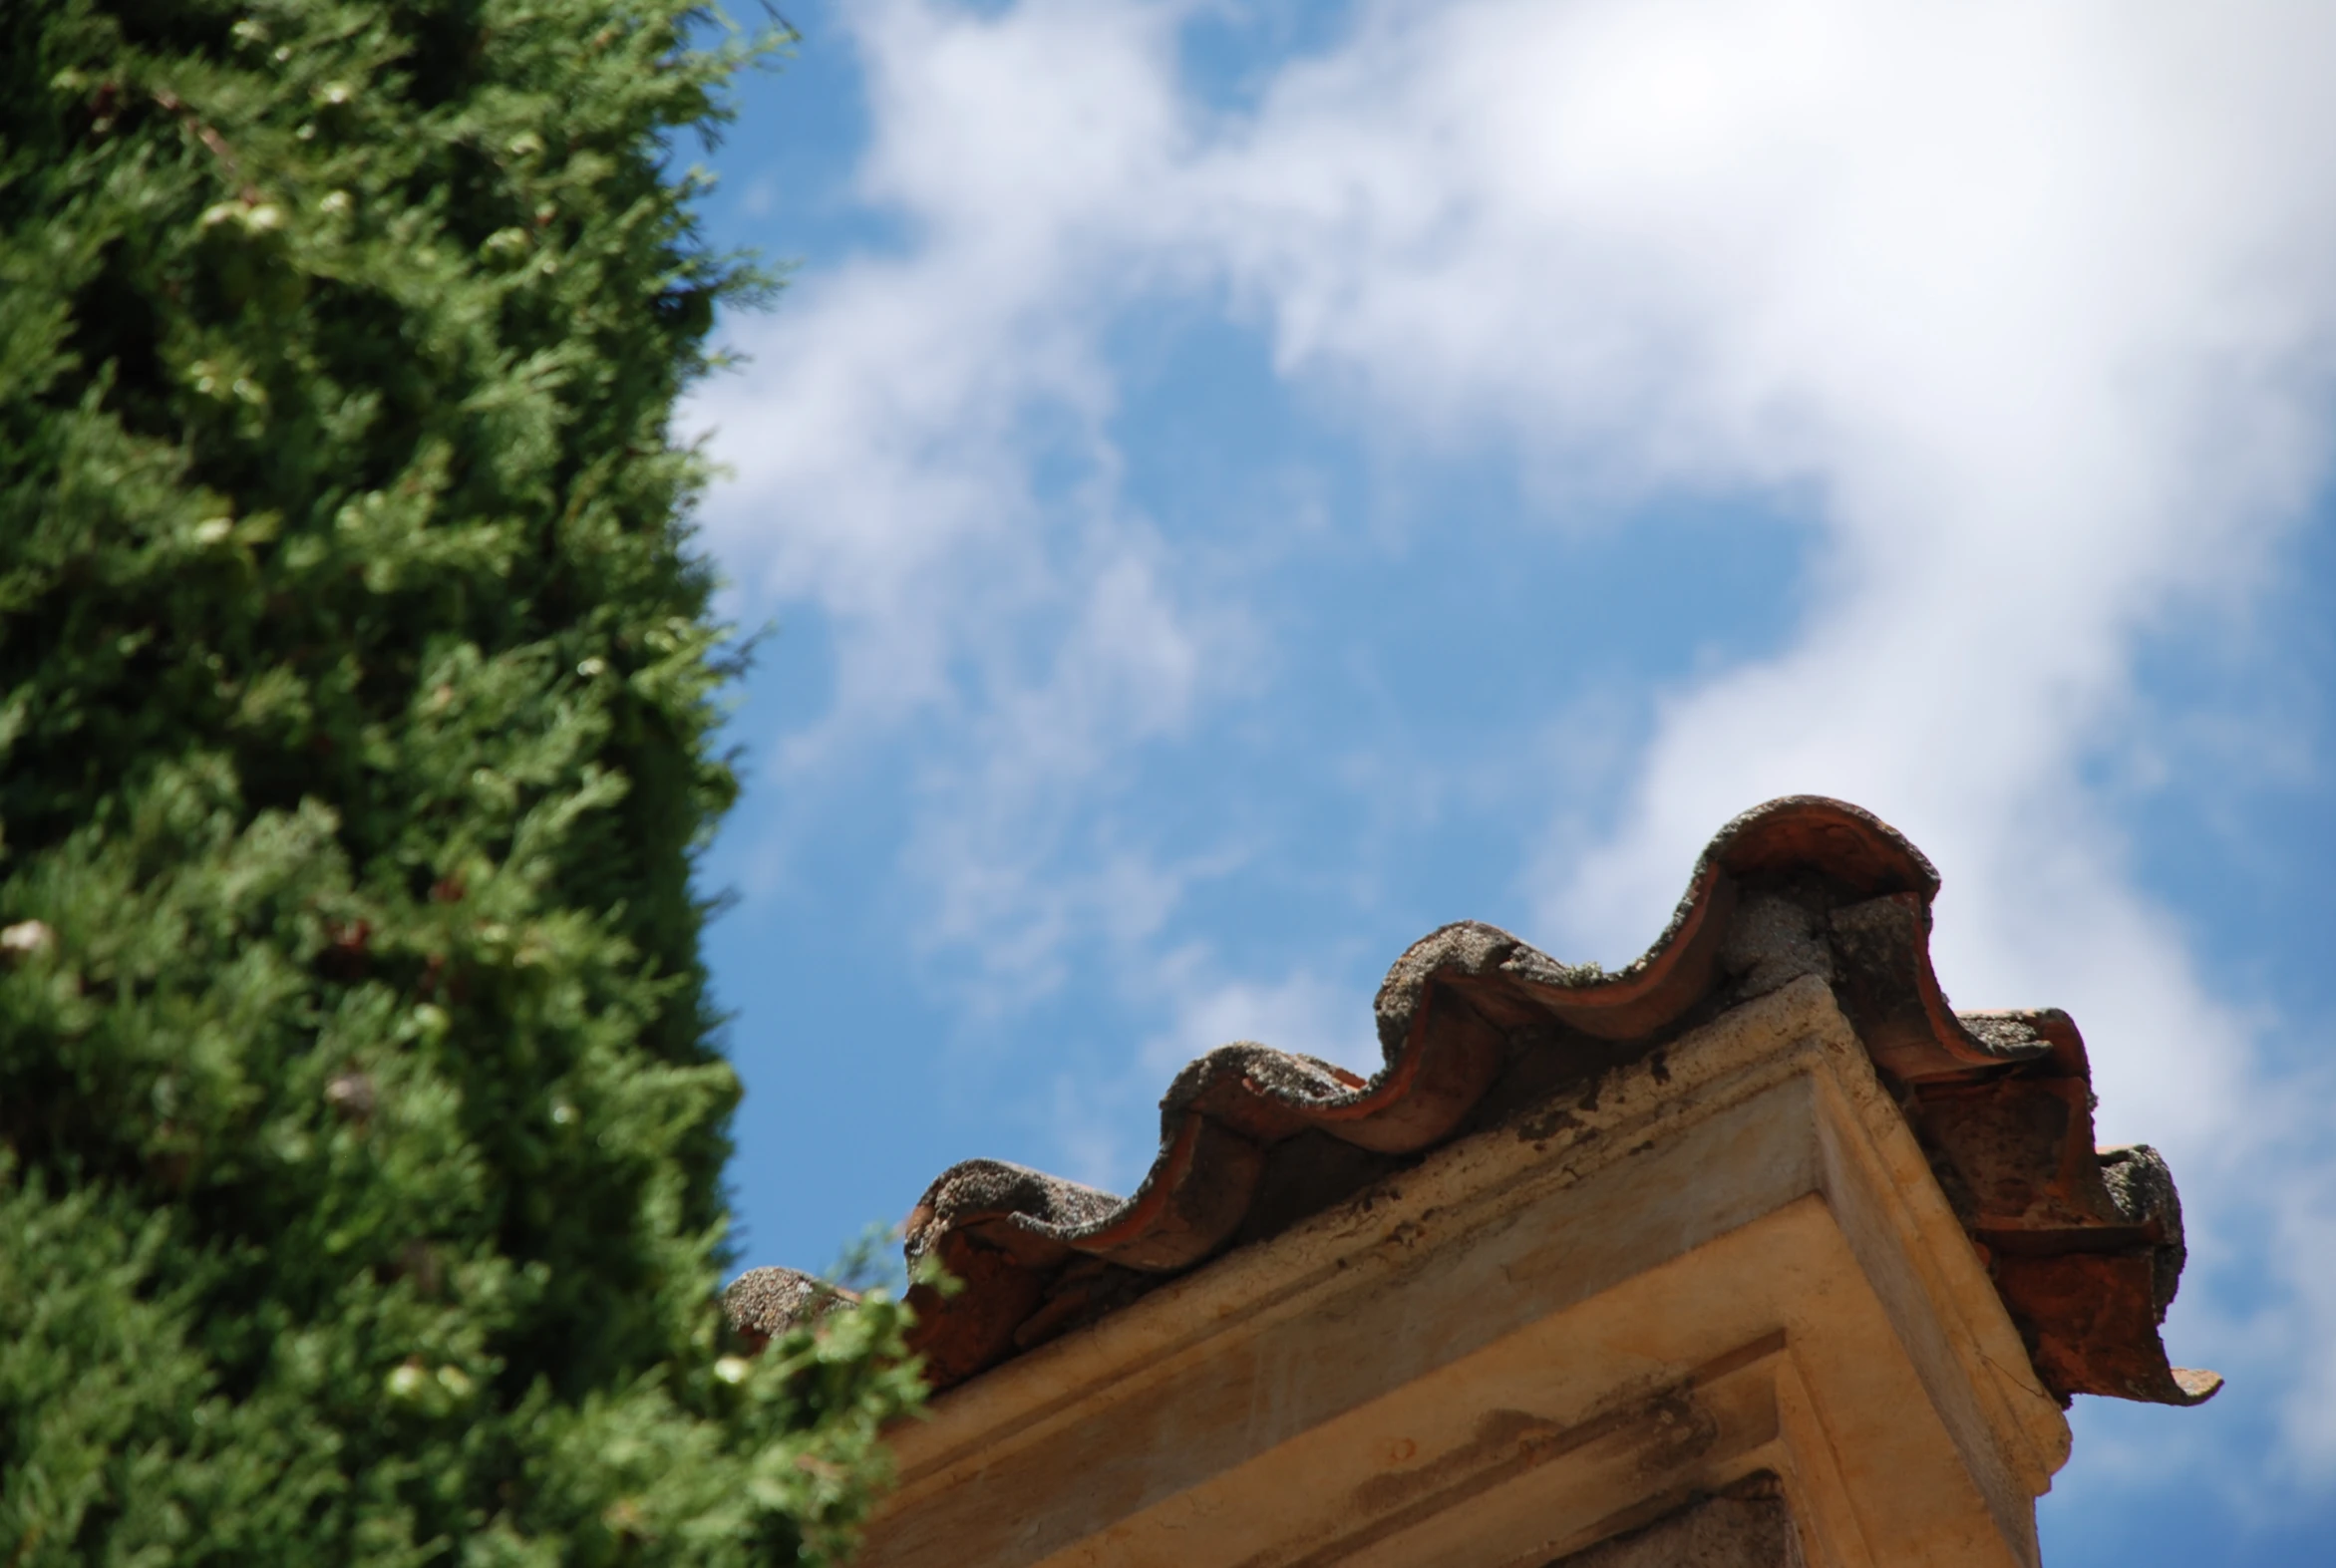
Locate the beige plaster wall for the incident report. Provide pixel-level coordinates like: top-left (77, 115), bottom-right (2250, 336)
top-left (862, 978), bottom-right (2071, 1568)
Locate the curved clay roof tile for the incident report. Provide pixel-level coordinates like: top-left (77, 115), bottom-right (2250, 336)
top-left (736, 796), bottom-right (2216, 1411)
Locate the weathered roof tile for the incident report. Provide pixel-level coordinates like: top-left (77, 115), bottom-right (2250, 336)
top-left (732, 796), bottom-right (2214, 1410)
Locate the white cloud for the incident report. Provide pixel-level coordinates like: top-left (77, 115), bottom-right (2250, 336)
top-left (1184, 0), bottom-right (2336, 1461)
top-left (685, 0), bottom-right (1233, 1001)
top-left (1048, 959), bottom-right (1366, 1192)
top-left (689, 0), bottom-right (2336, 1480)
top-left (1138, 961), bottom-right (1368, 1080)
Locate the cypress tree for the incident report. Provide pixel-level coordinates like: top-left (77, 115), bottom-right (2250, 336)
top-left (0, 3), bottom-right (921, 1562)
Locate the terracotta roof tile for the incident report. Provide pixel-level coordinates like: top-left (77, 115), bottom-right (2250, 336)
top-left (732, 796), bottom-right (2215, 1410)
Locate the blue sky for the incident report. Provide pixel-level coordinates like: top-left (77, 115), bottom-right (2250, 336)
top-left (679, 3), bottom-right (2336, 1560)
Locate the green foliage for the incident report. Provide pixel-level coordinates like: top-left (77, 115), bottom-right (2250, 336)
top-left (0, 2), bottom-right (922, 1562)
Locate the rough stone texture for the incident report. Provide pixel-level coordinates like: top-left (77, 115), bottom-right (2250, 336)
top-left (731, 795), bottom-right (2214, 1410)
top-left (1548, 1487), bottom-right (1806, 1568)
top-left (1717, 889), bottom-right (1835, 1001)
top-left (902, 1159), bottom-right (1121, 1261)
top-left (2099, 1143), bottom-right (2186, 1315)
top-left (722, 1266), bottom-right (850, 1350)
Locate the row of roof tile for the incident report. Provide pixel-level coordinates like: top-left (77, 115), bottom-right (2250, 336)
top-left (728, 797), bottom-right (2214, 1410)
